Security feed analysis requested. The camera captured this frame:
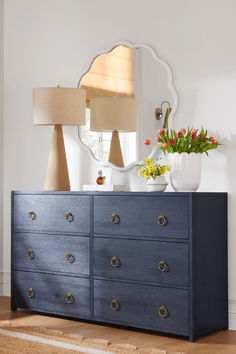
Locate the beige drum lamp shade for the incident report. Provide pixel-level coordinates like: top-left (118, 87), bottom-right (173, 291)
top-left (90, 97), bottom-right (137, 167)
top-left (33, 87), bottom-right (86, 125)
top-left (33, 87), bottom-right (86, 191)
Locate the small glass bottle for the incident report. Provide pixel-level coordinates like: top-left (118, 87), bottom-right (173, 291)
top-left (96, 170), bottom-right (105, 185)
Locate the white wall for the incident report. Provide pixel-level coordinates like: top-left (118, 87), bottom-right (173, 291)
top-left (0, 0), bottom-right (3, 295)
top-left (138, 47), bottom-right (177, 160)
top-left (2, 0), bottom-right (236, 327)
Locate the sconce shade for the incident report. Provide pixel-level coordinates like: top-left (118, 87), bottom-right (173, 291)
top-left (33, 87), bottom-right (86, 125)
top-left (90, 97), bottom-right (137, 132)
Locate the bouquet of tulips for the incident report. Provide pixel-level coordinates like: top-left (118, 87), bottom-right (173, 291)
top-left (144, 127), bottom-right (220, 155)
top-left (136, 158), bottom-right (170, 180)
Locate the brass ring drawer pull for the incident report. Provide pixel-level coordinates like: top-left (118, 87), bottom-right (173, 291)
top-left (110, 213), bottom-right (120, 224)
top-left (158, 305), bottom-right (168, 318)
top-left (26, 249), bottom-right (35, 260)
top-left (157, 215), bottom-right (168, 226)
top-left (110, 299), bottom-right (120, 311)
top-left (158, 260), bottom-right (168, 272)
top-left (66, 293), bottom-right (74, 304)
top-left (111, 256), bottom-right (120, 268)
top-left (28, 210), bottom-right (36, 220)
top-left (66, 252), bottom-right (74, 263)
top-left (65, 212), bottom-right (74, 222)
top-left (27, 288), bottom-right (35, 298)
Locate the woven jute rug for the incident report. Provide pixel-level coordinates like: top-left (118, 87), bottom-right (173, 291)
top-left (0, 320), bottom-right (186, 354)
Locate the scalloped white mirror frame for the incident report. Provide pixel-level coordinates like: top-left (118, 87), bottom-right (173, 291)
top-left (77, 41), bottom-right (179, 172)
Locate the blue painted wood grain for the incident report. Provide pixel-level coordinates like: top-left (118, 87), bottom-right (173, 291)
top-left (11, 191), bottom-right (228, 342)
top-left (13, 194), bottom-right (90, 234)
top-left (190, 193), bottom-right (228, 340)
top-left (12, 271), bottom-right (90, 317)
top-left (93, 237), bottom-right (188, 287)
top-left (94, 195), bottom-right (189, 239)
top-left (13, 233), bottom-right (90, 276)
top-left (94, 279), bottom-right (189, 335)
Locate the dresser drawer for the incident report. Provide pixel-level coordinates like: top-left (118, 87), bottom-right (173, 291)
top-left (94, 238), bottom-right (188, 287)
top-left (94, 279), bottom-right (189, 335)
top-left (12, 271), bottom-right (90, 317)
top-left (13, 233), bottom-right (90, 276)
top-left (13, 194), bottom-right (90, 233)
top-left (94, 196), bottom-right (188, 239)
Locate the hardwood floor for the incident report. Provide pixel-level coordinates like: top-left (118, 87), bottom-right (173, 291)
top-left (0, 297), bottom-right (236, 353)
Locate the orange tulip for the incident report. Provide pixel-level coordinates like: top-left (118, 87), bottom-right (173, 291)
top-left (191, 129), bottom-right (197, 136)
top-left (191, 129), bottom-right (197, 140)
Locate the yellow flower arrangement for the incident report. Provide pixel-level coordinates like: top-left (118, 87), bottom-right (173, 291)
top-left (136, 158), bottom-right (170, 180)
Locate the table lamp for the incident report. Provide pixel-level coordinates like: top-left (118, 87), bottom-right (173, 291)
top-left (33, 87), bottom-right (86, 190)
top-left (90, 97), bottom-right (137, 167)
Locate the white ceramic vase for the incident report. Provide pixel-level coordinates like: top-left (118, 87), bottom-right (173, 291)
top-left (146, 175), bottom-right (168, 192)
top-left (168, 152), bottom-right (202, 192)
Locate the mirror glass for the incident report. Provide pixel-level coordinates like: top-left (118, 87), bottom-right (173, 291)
top-left (78, 44), bottom-right (177, 169)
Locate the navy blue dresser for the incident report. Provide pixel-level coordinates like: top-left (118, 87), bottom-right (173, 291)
top-left (11, 191), bottom-right (228, 341)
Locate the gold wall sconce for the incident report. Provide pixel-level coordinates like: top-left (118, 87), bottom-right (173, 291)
top-left (155, 101), bottom-right (172, 128)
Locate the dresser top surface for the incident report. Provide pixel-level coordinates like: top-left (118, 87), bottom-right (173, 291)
top-left (12, 191), bottom-right (227, 197)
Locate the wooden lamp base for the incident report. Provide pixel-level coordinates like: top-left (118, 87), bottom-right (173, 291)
top-left (108, 130), bottom-right (124, 168)
top-left (44, 125), bottom-right (70, 191)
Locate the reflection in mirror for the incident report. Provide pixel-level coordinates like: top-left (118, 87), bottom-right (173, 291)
top-left (90, 97), bottom-right (137, 167)
top-left (78, 44), bottom-right (177, 168)
top-left (79, 45), bottom-right (137, 167)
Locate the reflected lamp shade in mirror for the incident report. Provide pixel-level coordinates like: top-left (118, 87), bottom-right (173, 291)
top-left (90, 97), bottom-right (137, 167)
top-left (33, 87), bottom-right (86, 191)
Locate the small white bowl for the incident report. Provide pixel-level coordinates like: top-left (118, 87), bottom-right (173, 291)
top-left (146, 176), bottom-right (168, 192)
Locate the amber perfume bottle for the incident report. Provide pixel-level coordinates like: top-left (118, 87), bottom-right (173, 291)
top-left (96, 170), bottom-right (105, 185)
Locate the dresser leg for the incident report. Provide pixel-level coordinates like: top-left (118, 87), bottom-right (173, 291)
top-left (189, 333), bottom-right (196, 342)
top-left (11, 301), bottom-right (17, 312)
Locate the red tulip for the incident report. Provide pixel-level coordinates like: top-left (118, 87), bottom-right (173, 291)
top-left (162, 143), bottom-right (168, 148)
top-left (209, 137), bottom-right (215, 142)
top-left (200, 134), bottom-right (205, 140)
top-left (169, 138), bottom-right (176, 146)
top-left (182, 128), bottom-right (186, 134)
top-left (156, 136), bottom-right (161, 142)
top-left (177, 131), bottom-right (182, 138)
top-left (212, 139), bottom-right (218, 144)
top-left (144, 139), bottom-right (150, 145)
top-left (158, 128), bottom-right (164, 136)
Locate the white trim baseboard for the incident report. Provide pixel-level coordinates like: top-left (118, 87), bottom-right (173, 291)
top-left (0, 272), bottom-right (3, 296)
top-left (229, 298), bottom-right (236, 330)
top-left (3, 271), bottom-right (10, 297)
